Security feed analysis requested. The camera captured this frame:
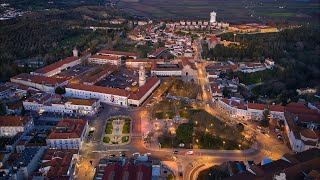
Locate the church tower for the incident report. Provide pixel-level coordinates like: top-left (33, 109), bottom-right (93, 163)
top-left (139, 65), bottom-right (146, 87)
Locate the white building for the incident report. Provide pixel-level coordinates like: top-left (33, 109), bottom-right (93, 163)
top-left (0, 116), bottom-right (34, 137)
top-left (10, 73), bottom-right (69, 93)
top-left (88, 54), bottom-right (121, 65)
top-left (65, 84), bottom-right (129, 106)
top-left (31, 56), bottom-right (81, 77)
top-left (139, 66), bottom-right (146, 87)
top-left (23, 93), bottom-right (100, 116)
top-left (47, 118), bottom-right (88, 149)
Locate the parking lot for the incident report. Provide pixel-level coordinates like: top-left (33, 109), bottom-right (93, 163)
top-left (53, 64), bottom-right (92, 80)
top-left (96, 67), bottom-right (141, 90)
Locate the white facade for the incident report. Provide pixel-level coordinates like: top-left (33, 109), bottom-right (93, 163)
top-left (88, 56), bottom-right (121, 65)
top-left (151, 70), bottom-right (182, 76)
top-left (65, 87), bottom-right (128, 106)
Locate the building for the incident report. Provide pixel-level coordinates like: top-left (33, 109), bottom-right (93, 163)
top-left (207, 35), bottom-right (240, 49)
top-left (10, 73), bottom-right (69, 92)
top-left (97, 50), bottom-right (138, 59)
top-left (0, 85), bottom-right (14, 100)
top-left (139, 66), bottom-right (146, 87)
top-left (83, 65), bottom-right (117, 85)
top-left (23, 93), bottom-right (101, 116)
top-left (88, 54), bottom-right (121, 65)
top-left (125, 59), bottom-right (159, 68)
top-left (147, 47), bottom-right (168, 59)
top-left (284, 103), bottom-right (320, 152)
top-left (0, 116), bottom-right (34, 137)
top-left (224, 149), bottom-right (320, 180)
top-left (32, 149), bottom-right (79, 179)
top-left (31, 56), bottom-right (81, 77)
top-left (65, 84), bottom-right (129, 106)
top-left (46, 118), bottom-right (88, 149)
top-left (102, 162), bottom-right (152, 180)
top-left (0, 148), bottom-right (45, 179)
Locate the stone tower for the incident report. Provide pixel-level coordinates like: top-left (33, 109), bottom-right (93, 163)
top-left (139, 65), bottom-right (146, 87)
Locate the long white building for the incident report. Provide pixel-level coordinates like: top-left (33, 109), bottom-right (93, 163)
top-left (0, 116), bottom-right (34, 137)
top-left (10, 73), bottom-right (69, 93)
top-left (23, 93), bottom-right (100, 116)
top-left (88, 54), bottom-right (121, 65)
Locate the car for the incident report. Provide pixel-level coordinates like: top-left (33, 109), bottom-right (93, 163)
top-left (145, 153), bottom-right (151, 156)
top-left (109, 154), bottom-right (116, 158)
top-left (261, 131), bottom-right (266, 135)
top-left (186, 150), bottom-right (194, 155)
top-left (243, 123), bottom-right (248, 126)
top-left (179, 172), bottom-right (183, 177)
top-left (132, 152), bottom-right (140, 156)
top-left (119, 152), bottom-right (127, 157)
top-left (257, 126), bottom-right (262, 129)
top-left (173, 150), bottom-right (179, 154)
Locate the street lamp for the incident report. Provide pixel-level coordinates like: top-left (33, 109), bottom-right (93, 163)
top-left (238, 144), bottom-right (241, 150)
top-left (233, 33), bottom-right (236, 42)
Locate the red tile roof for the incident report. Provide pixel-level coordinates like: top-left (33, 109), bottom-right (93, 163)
top-left (129, 77), bottom-right (160, 100)
top-left (12, 73), bottom-right (68, 86)
top-left (47, 118), bottom-right (87, 139)
top-left (98, 50), bottom-right (138, 57)
top-left (34, 57), bottom-right (80, 74)
top-left (89, 54), bottom-right (120, 60)
top-left (248, 103), bottom-right (267, 110)
top-left (300, 129), bottom-right (318, 139)
top-left (67, 84), bottom-right (130, 97)
top-left (40, 149), bottom-right (78, 178)
top-left (0, 116), bottom-right (31, 127)
top-left (102, 163), bottom-right (152, 180)
top-left (149, 47), bottom-right (167, 57)
top-left (66, 98), bottom-right (97, 106)
top-left (126, 58), bottom-right (163, 63)
top-left (269, 105), bottom-right (285, 112)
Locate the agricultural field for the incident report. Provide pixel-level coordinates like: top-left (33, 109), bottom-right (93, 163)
top-left (118, 0), bottom-right (319, 24)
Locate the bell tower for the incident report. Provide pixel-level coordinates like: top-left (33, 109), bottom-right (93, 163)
top-left (139, 66), bottom-right (146, 87)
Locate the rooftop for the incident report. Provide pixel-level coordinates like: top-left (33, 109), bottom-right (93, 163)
top-left (34, 56), bottom-right (80, 74)
top-left (0, 116), bottom-right (31, 127)
top-left (97, 50), bottom-right (138, 57)
top-left (11, 73), bottom-right (68, 86)
top-left (47, 118), bottom-right (87, 139)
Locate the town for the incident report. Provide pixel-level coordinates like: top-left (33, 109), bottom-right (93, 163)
top-left (0, 6), bottom-right (319, 180)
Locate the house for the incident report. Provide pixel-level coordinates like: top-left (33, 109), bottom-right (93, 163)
top-left (32, 149), bottom-right (79, 179)
top-left (0, 116), bottom-right (33, 137)
top-left (0, 85), bottom-right (14, 100)
top-left (46, 118), bottom-right (88, 149)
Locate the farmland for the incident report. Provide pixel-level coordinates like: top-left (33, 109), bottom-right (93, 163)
top-left (118, 0), bottom-right (319, 24)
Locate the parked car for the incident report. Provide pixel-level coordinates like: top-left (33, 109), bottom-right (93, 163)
top-left (145, 153), bottom-right (151, 156)
top-left (186, 150), bottom-right (194, 155)
top-left (173, 150), bottom-right (179, 154)
top-left (132, 152), bottom-right (140, 156)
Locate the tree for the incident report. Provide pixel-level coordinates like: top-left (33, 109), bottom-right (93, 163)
top-left (236, 123), bottom-right (244, 132)
top-left (261, 109), bottom-right (270, 127)
top-left (176, 123), bottom-right (193, 143)
top-left (166, 174), bottom-right (175, 180)
top-left (55, 86), bottom-right (66, 95)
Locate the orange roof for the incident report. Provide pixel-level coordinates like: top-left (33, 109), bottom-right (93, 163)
top-left (270, 105), bottom-right (285, 112)
top-left (47, 118), bottom-right (87, 139)
top-left (248, 103), bottom-right (267, 110)
top-left (0, 116), bottom-right (31, 126)
top-left (12, 73), bottom-right (68, 86)
top-left (300, 129), bottom-right (318, 139)
top-left (40, 149), bottom-right (78, 178)
top-left (149, 47), bottom-right (167, 56)
top-left (67, 84), bottom-right (129, 97)
top-left (34, 57), bottom-right (80, 74)
top-left (89, 54), bottom-right (120, 60)
top-left (66, 98), bottom-right (97, 106)
top-left (97, 50), bottom-right (137, 57)
top-left (126, 58), bottom-right (163, 63)
top-left (83, 65), bottom-right (117, 84)
top-left (129, 77), bottom-right (160, 100)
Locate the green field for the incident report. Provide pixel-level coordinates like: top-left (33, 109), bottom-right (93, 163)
top-left (118, 0), bottom-right (319, 24)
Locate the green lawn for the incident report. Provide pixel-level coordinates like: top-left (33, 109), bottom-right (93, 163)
top-left (105, 122), bottom-right (113, 134)
top-left (103, 136), bottom-right (110, 143)
top-left (179, 110), bottom-right (189, 119)
top-left (122, 136), bottom-right (129, 143)
top-left (122, 122), bottom-right (130, 134)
